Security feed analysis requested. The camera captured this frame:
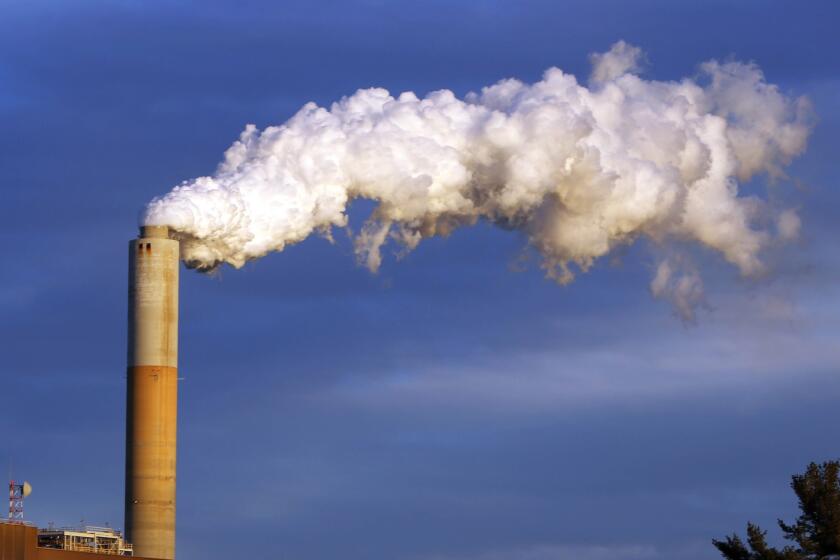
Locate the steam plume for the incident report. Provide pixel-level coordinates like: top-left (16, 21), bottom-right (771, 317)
top-left (144, 42), bottom-right (811, 318)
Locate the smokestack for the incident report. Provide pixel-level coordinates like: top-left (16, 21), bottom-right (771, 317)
top-left (126, 224), bottom-right (179, 559)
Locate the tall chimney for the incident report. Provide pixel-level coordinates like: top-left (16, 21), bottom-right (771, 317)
top-left (126, 225), bottom-right (179, 559)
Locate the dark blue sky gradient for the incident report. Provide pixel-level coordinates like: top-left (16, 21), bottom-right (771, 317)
top-left (1, 2), bottom-right (839, 559)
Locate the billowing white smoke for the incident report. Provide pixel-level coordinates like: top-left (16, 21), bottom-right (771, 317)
top-left (144, 42), bottom-right (811, 319)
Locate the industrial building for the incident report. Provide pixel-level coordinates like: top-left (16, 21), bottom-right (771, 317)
top-left (1, 225), bottom-right (182, 560)
top-left (37, 526), bottom-right (134, 555)
top-left (1, 522), bottom-right (152, 560)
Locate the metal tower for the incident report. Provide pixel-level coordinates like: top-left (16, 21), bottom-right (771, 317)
top-left (8, 480), bottom-right (31, 522)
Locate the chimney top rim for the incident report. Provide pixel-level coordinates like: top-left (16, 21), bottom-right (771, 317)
top-left (139, 225), bottom-right (170, 239)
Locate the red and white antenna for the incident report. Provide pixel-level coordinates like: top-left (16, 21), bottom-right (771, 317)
top-left (8, 480), bottom-right (32, 522)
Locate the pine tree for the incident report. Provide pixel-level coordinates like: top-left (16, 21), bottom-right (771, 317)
top-left (779, 461), bottom-right (840, 556)
top-left (713, 460), bottom-right (840, 560)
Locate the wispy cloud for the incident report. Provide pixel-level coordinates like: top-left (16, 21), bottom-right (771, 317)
top-left (419, 543), bottom-right (659, 560)
top-left (318, 284), bottom-right (840, 413)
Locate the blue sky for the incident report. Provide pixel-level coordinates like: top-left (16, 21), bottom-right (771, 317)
top-left (1, 1), bottom-right (839, 559)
